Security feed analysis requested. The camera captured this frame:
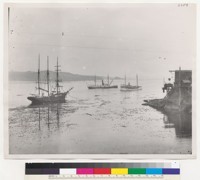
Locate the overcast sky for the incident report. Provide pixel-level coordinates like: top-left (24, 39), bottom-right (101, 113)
top-left (8, 3), bottom-right (196, 79)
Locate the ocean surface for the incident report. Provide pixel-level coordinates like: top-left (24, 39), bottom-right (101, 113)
top-left (8, 79), bottom-right (192, 154)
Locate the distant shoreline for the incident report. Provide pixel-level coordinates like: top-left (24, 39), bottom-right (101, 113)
top-left (8, 71), bottom-right (164, 82)
top-left (8, 71), bottom-right (122, 82)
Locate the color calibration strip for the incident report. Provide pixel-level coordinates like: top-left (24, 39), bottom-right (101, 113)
top-left (25, 163), bottom-right (180, 175)
top-left (60, 168), bottom-right (179, 175)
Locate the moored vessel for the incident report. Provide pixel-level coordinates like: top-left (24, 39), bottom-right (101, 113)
top-left (120, 74), bottom-right (142, 91)
top-left (87, 74), bottom-right (118, 89)
top-left (27, 55), bottom-right (73, 105)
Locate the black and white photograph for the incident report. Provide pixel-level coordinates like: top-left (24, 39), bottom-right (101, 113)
top-left (5, 3), bottom-right (196, 157)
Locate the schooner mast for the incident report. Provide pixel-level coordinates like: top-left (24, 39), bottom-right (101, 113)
top-left (55, 57), bottom-right (61, 94)
top-left (38, 54), bottom-right (40, 96)
top-left (124, 74), bottom-right (126, 85)
top-left (47, 56), bottom-right (50, 96)
top-left (36, 55), bottom-right (49, 95)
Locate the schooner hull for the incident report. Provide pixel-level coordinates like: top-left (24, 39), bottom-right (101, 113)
top-left (27, 92), bottom-right (68, 105)
top-left (88, 85), bottom-right (118, 89)
top-left (120, 85), bottom-right (142, 91)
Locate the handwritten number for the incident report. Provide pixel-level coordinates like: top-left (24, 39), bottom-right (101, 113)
top-left (178, 4), bottom-right (189, 7)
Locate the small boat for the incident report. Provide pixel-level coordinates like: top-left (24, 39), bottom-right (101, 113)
top-left (120, 74), bottom-right (142, 91)
top-left (27, 55), bottom-right (73, 105)
top-left (88, 74), bottom-right (118, 89)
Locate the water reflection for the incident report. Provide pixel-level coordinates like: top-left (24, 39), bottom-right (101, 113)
top-left (163, 112), bottom-right (192, 138)
top-left (56, 105), bottom-right (60, 128)
top-left (37, 104), bottom-right (61, 130)
top-left (38, 107), bottom-right (41, 130)
top-left (47, 106), bottom-right (50, 129)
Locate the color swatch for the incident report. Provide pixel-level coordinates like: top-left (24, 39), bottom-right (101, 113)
top-left (25, 163), bottom-right (180, 175)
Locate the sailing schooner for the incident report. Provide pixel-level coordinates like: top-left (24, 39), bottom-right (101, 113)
top-left (120, 74), bottom-right (142, 91)
top-left (27, 55), bottom-right (73, 105)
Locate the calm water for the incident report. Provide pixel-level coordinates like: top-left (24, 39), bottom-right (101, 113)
top-left (9, 79), bottom-right (192, 154)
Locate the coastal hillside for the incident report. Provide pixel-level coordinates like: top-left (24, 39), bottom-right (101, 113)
top-left (9, 71), bottom-right (121, 81)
